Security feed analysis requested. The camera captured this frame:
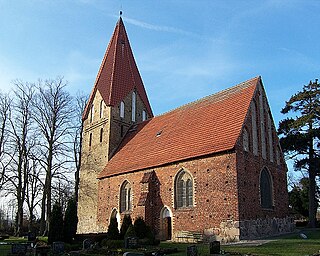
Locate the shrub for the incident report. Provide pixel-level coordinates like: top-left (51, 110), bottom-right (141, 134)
top-left (120, 215), bottom-right (132, 239)
top-left (107, 216), bottom-right (120, 240)
top-left (101, 239), bottom-right (124, 249)
top-left (133, 217), bottom-right (148, 239)
top-left (124, 224), bottom-right (136, 238)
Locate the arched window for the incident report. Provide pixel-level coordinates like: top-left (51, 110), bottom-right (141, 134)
top-left (260, 168), bottom-right (273, 209)
top-left (120, 181), bottom-right (132, 213)
top-left (90, 104), bottom-right (94, 123)
top-left (251, 101), bottom-right (258, 155)
top-left (100, 128), bottom-right (103, 143)
top-left (131, 92), bottom-right (136, 122)
top-left (175, 169), bottom-right (193, 208)
top-left (120, 101), bottom-right (125, 118)
top-left (100, 100), bottom-right (104, 118)
top-left (243, 128), bottom-right (249, 152)
top-left (142, 110), bottom-right (147, 121)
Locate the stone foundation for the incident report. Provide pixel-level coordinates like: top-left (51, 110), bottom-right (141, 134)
top-left (202, 217), bottom-right (295, 243)
top-left (239, 217), bottom-right (295, 240)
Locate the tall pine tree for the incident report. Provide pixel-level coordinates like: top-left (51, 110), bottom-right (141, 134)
top-left (278, 79), bottom-right (320, 227)
top-left (63, 197), bottom-right (78, 243)
top-left (48, 203), bottom-right (64, 244)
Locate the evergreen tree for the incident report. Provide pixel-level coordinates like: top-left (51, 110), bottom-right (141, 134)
top-left (120, 214), bottom-right (132, 239)
top-left (133, 217), bottom-right (148, 239)
top-left (289, 178), bottom-right (309, 217)
top-left (124, 224), bottom-right (136, 238)
top-left (63, 197), bottom-right (78, 243)
top-left (278, 79), bottom-right (320, 227)
top-left (107, 216), bottom-right (120, 240)
top-left (48, 202), bottom-right (64, 244)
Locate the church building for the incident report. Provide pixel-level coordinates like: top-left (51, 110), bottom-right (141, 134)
top-left (77, 17), bottom-right (294, 242)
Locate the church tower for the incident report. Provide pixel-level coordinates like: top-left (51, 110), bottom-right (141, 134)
top-left (77, 17), bottom-right (153, 234)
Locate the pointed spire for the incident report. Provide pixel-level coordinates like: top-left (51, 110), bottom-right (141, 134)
top-left (83, 17), bottom-right (153, 120)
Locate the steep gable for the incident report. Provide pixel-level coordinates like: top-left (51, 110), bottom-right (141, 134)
top-left (98, 76), bottom-right (260, 178)
top-left (83, 17), bottom-right (153, 120)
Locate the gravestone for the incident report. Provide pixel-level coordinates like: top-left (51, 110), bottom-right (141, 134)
top-left (186, 245), bottom-right (198, 256)
top-left (124, 237), bottom-right (138, 249)
top-left (11, 243), bottom-right (27, 255)
top-left (52, 241), bottom-right (65, 254)
top-left (82, 239), bottom-right (92, 250)
top-left (209, 241), bottom-right (220, 254)
top-left (28, 232), bottom-right (36, 242)
top-left (123, 252), bottom-right (144, 256)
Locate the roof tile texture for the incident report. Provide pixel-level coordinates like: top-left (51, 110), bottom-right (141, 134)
top-left (99, 77), bottom-right (260, 178)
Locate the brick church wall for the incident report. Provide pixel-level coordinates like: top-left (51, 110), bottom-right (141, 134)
top-left (97, 152), bottom-right (240, 240)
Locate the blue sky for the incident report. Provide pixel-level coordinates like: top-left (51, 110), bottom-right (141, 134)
top-left (0, 1), bottom-right (319, 139)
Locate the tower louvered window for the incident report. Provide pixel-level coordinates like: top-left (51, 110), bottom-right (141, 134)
top-left (175, 169), bottom-right (193, 208)
top-left (120, 101), bottom-right (125, 118)
top-left (90, 104), bottom-right (94, 123)
top-left (132, 92), bottom-right (136, 122)
top-left (100, 100), bottom-right (104, 118)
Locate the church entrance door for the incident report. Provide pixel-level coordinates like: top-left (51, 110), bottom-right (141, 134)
top-left (160, 207), bottom-right (172, 240)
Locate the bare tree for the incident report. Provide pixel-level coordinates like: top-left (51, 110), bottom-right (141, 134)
top-left (6, 81), bottom-right (35, 236)
top-left (32, 78), bottom-right (75, 235)
top-left (73, 92), bottom-right (87, 203)
top-left (25, 157), bottom-right (43, 232)
top-left (0, 92), bottom-right (12, 189)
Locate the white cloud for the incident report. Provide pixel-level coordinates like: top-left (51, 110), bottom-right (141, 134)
top-left (122, 16), bottom-right (196, 37)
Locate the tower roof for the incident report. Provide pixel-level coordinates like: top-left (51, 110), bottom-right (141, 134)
top-left (83, 17), bottom-right (153, 120)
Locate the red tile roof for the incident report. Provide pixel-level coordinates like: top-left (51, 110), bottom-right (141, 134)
top-left (98, 77), bottom-right (260, 179)
top-left (83, 18), bottom-right (153, 120)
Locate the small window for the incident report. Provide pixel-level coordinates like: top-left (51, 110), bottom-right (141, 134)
top-left (120, 181), bottom-right (132, 213)
top-left (100, 128), bottom-right (103, 143)
top-left (251, 101), bottom-right (258, 155)
top-left (89, 133), bottom-right (92, 147)
top-left (100, 100), bottom-right (104, 118)
top-left (120, 125), bottom-right (124, 137)
top-left (120, 101), bottom-right (125, 118)
top-left (260, 168), bottom-right (273, 209)
top-left (142, 110), bottom-right (147, 121)
top-left (175, 169), bottom-right (194, 208)
top-left (90, 104), bottom-right (94, 123)
top-left (132, 92), bottom-right (136, 122)
top-left (243, 128), bottom-right (249, 152)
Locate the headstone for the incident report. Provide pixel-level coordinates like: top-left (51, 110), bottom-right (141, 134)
top-left (28, 231), bottom-right (36, 242)
top-left (124, 237), bottom-right (139, 249)
top-left (300, 233), bottom-right (308, 239)
top-left (123, 252), bottom-right (144, 256)
top-left (209, 241), bottom-right (220, 254)
top-left (186, 245), bottom-right (198, 256)
top-left (82, 239), bottom-right (92, 250)
top-left (52, 241), bottom-right (65, 254)
top-left (11, 243), bottom-right (27, 255)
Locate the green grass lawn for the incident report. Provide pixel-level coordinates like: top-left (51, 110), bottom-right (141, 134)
top-left (160, 229), bottom-right (320, 256)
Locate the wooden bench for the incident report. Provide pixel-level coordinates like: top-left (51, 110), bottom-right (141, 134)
top-left (176, 231), bottom-right (203, 243)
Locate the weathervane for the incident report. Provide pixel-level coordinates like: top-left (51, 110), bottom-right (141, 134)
top-left (120, 10), bottom-right (123, 16)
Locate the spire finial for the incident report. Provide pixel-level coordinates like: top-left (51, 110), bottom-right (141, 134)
top-left (120, 10), bottom-right (123, 16)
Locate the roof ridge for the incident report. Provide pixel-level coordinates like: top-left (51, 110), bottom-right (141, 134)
top-left (156, 76), bottom-right (260, 118)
